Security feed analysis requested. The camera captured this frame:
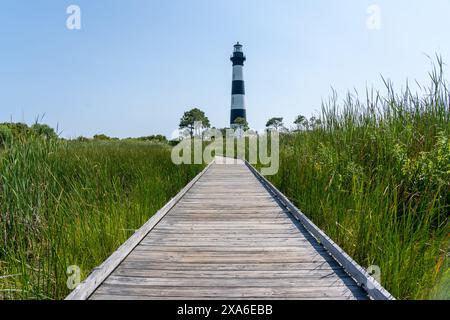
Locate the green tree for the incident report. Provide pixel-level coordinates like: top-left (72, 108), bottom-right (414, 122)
top-left (309, 116), bottom-right (322, 129)
top-left (137, 135), bottom-right (168, 143)
top-left (234, 117), bottom-right (249, 131)
top-left (0, 122), bottom-right (30, 140)
top-left (265, 117), bottom-right (284, 131)
top-left (179, 108), bottom-right (211, 137)
top-left (93, 134), bottom-right (111, 141)
top-left (233, 117), bottom-right (249, 138)
top-left (31, 123), bottom-right (58, 140)
top-left (76, 136), bottom-right (90, 142)
top-left (294, 115), bottom-right (306, 131)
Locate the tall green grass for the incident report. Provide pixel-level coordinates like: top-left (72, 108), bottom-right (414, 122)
top-left (268, 61), bottom-right (449, 299)
top-left (0, 139), bottom-right (202, 299)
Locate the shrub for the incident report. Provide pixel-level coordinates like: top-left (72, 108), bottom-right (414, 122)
top-left (93, 134), bottom-right (111, 141)
top-left (31, 123), bottom-right (58, 140)
top-left (0, 122), bottom-right (30, 140)
top-left (76, 136), bottom-right (90, 142)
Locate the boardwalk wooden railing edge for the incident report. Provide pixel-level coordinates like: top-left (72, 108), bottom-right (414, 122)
top-left (245, 160), bottom-right (395, 300)
top-left (65, 161), bottom-right (214, 300)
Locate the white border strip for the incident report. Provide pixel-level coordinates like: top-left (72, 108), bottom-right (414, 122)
top-left (65, 161), bottom-right (214, 300)
top-left (245, 161), bottom-right (395, 300)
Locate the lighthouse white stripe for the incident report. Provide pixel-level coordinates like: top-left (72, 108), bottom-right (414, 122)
top-left (232, 65), bottom-right (244, 81)
top-left (231, 94), bottom-right (245, 110)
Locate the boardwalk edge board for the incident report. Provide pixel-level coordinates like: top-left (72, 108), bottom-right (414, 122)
top-left (245, 160), bottom-right (395, 300)
top-left (65, 161), bottom-right (214, 300)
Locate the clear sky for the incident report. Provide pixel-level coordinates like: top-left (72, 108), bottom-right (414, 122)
top-left (1, 0), bottom-right (449, 138)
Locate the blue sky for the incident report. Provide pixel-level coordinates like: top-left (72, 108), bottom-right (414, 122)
top-left (0, 0), bottom-right (449, 138)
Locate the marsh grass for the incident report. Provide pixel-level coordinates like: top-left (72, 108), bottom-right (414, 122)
top-left (267, 60), bottom-right (449, 299)
top-left (0, 139), bottom-right (202, 299)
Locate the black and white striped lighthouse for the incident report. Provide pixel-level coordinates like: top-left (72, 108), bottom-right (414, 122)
top-left (230, 42), bottom-right (247, 126)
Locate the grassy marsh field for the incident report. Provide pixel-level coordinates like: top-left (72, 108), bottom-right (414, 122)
top-left (0, 139), bottom-right (202, 299)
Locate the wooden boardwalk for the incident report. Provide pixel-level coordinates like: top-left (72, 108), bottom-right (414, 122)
top-left (67, 158), bottom-right (393, 300)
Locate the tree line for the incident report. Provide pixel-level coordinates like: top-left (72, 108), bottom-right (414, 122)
top-left (0, 109), bottom-right (322, 147)
top-left (178, 107), bottom-right (323, 137)
top-left (0, 122), bottom-right (170, 146)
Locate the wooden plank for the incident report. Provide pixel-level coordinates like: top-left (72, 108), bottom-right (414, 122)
top-left (112, 268), bottom-right (351, 278)
top-left (124, 254), bottom-right (337, 264)
top-left (143, 233), bottom-right (310, 239)
top-left (90, 294), bottom-right (355, 300)
top-left (132, 247), bottom-right (329, 255)
top-left (158, 221), bottom-right (294, 226)
top-left (117, 261), bottom-right (344, 271)
top-left (139, 236), bottom-right (320, 244)
top-left (123, 251), bottom-right (332, 260)
top-left (160, 218), bottom-right (293, 223)
top-left (155, 222), bottom-right (296, 227)
top-left (103, 275), bottom-right (360, 288)
top-left (139, 240), bottom-right (317, 247)
top-left (146, 230), bottom-right (305, 236)
top-left (92, 285), bottom-right (367, 299)
top-left (143, 232), bottom-right (312, 238)
top-left (137, 242), bottom-right (317, 249)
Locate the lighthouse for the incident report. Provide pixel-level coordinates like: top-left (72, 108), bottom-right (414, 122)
top-left (230, 42), bottom-right (247, 126)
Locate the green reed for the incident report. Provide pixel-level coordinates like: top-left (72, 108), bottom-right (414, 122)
top-left (0, 139), bottom-right (202, 299)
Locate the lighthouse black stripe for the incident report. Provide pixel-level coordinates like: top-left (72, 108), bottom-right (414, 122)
top-left (230, 52), bottom-right (246, 66)
top-left (231, 58), bottom-right (245, 66)
top-left (232, 80), bottom-right (245, 95)
top-left (230, 109), bottom-right (247, 124)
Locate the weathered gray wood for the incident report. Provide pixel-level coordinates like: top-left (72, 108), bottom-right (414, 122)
top-left (112, 268), bottom-right (351, 278)
top-left (90, 294), bottom-right (354, 300)
top-left (66, 156), bottom-right (394, 300)
top-left (117, 261), bottom-right (344, 271)
top-left (139, 240), bottom-right (316, 247)
top-left (103, 275), bottom-right (360, 287)
top-left (92, 285), bottom-right (368, 299)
